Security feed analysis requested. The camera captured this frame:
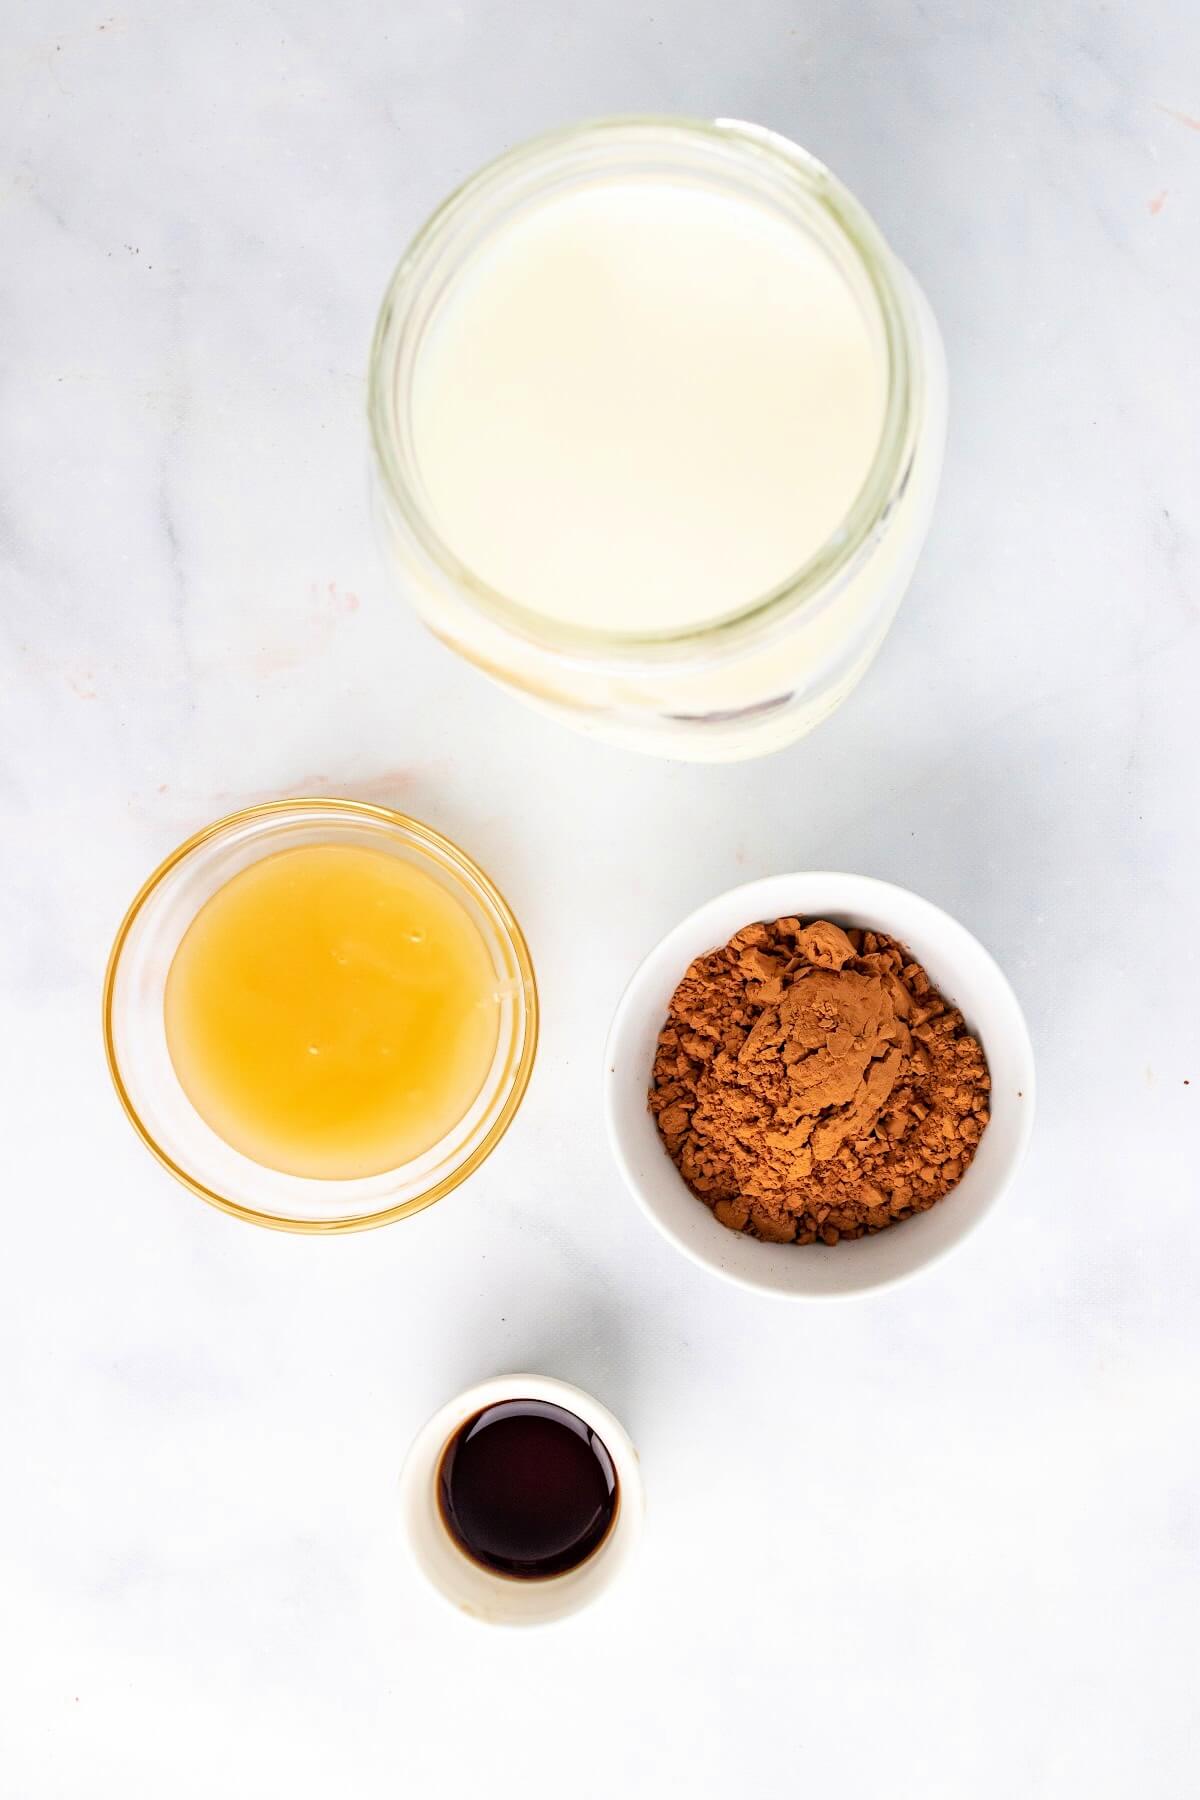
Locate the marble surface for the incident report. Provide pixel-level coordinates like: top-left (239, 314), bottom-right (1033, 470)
top-left (2, 3), bottom-right (1197, 1795)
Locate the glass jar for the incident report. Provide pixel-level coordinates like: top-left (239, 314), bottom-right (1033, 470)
top-left (369, 117), bottom-right (946, 763)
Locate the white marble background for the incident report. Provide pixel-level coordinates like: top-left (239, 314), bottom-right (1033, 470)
top-left (2, 3), bottom-right (1197, 1795)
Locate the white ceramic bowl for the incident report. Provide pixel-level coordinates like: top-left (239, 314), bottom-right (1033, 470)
top-left (397, 1374), bottom-right (644, 1625)
top-left (605, 873), bottom-right (1035, 1300)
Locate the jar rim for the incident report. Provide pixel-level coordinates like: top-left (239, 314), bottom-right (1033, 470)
top-left (369, 115), bottom-right (921, 662)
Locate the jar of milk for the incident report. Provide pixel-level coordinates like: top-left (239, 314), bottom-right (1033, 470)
top-left (369, 117), bottom-right (946, 762)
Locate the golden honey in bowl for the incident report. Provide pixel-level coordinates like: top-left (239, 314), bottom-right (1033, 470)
top-left (163, 844), bottom-right (500, 1179)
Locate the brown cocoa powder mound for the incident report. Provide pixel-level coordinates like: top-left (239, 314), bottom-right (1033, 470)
top-left (649, 918), bottom-right (991, 1246)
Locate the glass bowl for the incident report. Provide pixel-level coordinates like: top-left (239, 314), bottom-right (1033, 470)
top-left (103, 799), bottom-right (538, 1233)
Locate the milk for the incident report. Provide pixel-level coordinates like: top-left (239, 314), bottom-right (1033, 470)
top-left (410, 180), bottom-right (888, 635)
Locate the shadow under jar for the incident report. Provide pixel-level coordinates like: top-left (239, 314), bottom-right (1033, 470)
top-left (370, 116), bottom-right (947, 762)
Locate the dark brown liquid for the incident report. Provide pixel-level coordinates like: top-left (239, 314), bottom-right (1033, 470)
top-left (437, 1398), bottom-right (619, 1579)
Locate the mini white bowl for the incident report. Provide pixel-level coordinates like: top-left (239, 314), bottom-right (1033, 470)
top-left (397, 1374), bottom-right (644, 1626)
top-left (604, 873), bottom-right (1035, 1300)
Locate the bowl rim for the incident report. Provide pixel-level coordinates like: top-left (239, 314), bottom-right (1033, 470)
top-left (102, 797), bottom-right (539, 1234)
top-left (603, 871), bottom-right (1036, 1300)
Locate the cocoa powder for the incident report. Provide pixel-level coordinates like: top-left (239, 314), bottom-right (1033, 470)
top-left (649, 918), bottom-right (990, 1245)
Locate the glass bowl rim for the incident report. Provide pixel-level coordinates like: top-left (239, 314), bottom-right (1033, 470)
top-left (102, 797), bottom-right (540, 1234)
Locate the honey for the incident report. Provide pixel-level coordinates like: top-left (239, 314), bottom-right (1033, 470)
top-left (164, 844), bottom-right (500, 1179)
